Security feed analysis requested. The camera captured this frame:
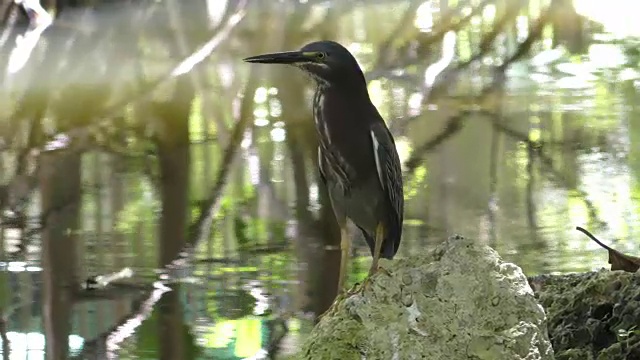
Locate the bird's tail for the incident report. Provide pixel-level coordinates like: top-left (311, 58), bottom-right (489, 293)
top-left (359, 226), bottom-right (397, 260)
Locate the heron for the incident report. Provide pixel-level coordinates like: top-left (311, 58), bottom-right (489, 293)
top-left (244, 40), bottom-right (404, 291)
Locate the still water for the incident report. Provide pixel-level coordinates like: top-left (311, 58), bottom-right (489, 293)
top-left (1, 0), bottom-right (640, 358)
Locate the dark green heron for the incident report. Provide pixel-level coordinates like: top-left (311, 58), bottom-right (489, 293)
top-left (244, 41), bottom-right (404, 290)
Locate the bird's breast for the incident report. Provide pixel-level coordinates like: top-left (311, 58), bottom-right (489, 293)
top-left (313, 88), bottom-right (378, 185)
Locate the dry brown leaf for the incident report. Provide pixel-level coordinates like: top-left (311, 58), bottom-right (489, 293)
top-left (575, 226), bottom-right (640, 273)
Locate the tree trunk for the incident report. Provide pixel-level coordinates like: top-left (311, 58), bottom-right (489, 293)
top-left (40, 148), bottom-right (81, 360)
top-left (155, 75), bottom-right (193, 360)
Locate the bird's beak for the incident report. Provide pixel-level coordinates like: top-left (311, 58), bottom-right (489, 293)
top-left (243, 51), bottom-right (314, 65)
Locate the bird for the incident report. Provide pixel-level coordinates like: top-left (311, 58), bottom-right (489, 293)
top-left (244, 41), bottom-right (404, 291)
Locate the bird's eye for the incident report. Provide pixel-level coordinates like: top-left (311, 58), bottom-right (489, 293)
top-left (316, 52), bottom-right (327, 60)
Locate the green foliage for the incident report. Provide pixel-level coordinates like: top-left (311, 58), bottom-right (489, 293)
top-left (189, 96), bottom-right (206, 143)
top-left (404, 165), bottom-right (427, 200)
top-left (203, 317), bottom-right (270, 359)
top-left (114, 177), bottom-right (158, 234)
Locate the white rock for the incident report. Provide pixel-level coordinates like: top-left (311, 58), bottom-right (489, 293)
top-left (300, 235), bottom-right (555, 360)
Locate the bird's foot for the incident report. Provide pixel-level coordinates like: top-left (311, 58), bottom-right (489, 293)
top-left (318, 285), bottom-right (354, 321)
top-left (370, 264), bottom-right (391, 277)
top-left (351, 265), bottom-right (391, 294)
top-left (359, 276), bottom-right (374, 293)
top-left (341, 280), bottom-right (359, 295)
top-left (318, 267), bottom-right (394, 321)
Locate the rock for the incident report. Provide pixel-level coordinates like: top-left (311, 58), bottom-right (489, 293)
top-left (529, 270), bottom-right (640, 360)
top-left (299, 235), bottom-right (554, 360)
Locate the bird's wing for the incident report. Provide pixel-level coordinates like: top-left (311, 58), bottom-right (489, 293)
top-left (370, 120), bottom-right (404, 235)
top-left (317, 141), bottom-right (353, 193)
top-left (317, 146), bottom-right (327, 186)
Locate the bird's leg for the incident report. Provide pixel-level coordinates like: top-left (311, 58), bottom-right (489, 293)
top-left (357, 223), bottom-right (387, 293)
top-left (337, 225), bottom-right (350, 293)
top-left (320, 225), bottom-right (350, 320)
top-left (369, 222), bottom-right (385, 276)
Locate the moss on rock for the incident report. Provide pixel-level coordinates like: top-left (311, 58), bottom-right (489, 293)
top-left (530, 270), bottom-right (640, 360)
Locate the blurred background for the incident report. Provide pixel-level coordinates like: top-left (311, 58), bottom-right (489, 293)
top-left (0, 0), bottom-right (639, 358)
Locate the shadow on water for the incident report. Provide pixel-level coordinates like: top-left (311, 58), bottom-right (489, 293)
top-left (0, 0), bottom-right (639, 358)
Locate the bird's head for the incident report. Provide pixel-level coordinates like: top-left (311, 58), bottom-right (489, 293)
top-left (243, 40), bottom-right (365, 86)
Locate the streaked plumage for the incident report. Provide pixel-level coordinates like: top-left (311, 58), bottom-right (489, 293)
top-left (244, 40), bottom-right (404, 288)
top-left (314, 77), bottom-right (403, 260)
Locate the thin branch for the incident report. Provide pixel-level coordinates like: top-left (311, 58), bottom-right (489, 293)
top-left (374, 0), bottom-right (423, 69)
top-left (70, 284), bottom-right (169, 359)
top-left (366, 0), bottom-right (487, 81)
top-left (0, 3), bottom-right (20, 50)
top-left (428, 4), bottom-right (550, 104)
top-left (484, 113), bottom-right (607, 229)
top-left (71, 70), bottom-right (256, 353)
top-left (499, 7), bottom-right (551, 73)
top-left (35, 0), bottom-right (247, 155)
top-left (399, 4), bottom-right (554, 176)
top-left (457, 1), bottom-right (525, 72)
top-left (575, 226), bottom-right (611, 250)
top-left (403, 110), bottom-right (468, 173)
top-left (186, 73), bottom-right (258, 248)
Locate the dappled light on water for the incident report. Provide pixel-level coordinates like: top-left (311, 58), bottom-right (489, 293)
top-left (0, 0), bottom-right (639, 358)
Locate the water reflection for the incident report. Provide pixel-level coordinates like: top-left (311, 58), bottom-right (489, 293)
top-left (0, 0), bottom-right (639, 358)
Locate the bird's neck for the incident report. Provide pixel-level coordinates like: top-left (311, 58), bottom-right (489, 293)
top-left (316, 79), bottom-right (371, 105)
top-left (313, 81), bottom-right (376, 137)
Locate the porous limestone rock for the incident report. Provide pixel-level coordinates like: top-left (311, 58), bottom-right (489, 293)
top-left (299, 235), bottom-right (554, 360)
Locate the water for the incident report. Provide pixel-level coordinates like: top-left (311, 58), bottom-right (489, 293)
top-left (1, 0), bottom-right (640, 358)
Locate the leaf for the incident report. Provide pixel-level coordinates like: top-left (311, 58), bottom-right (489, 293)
top-left (576, 226), bottom-right (640, 273)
